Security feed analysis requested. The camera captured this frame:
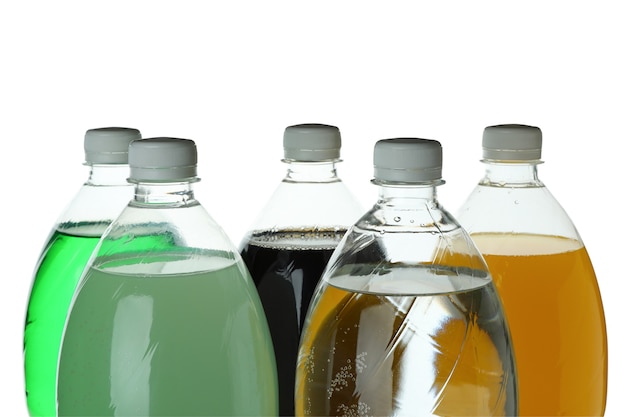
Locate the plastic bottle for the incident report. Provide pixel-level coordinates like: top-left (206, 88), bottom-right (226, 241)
top-left (239, 123), bottom-right (363, 416)
top-left (456, 124), bottom-right (608, 416)
top-left (296, 138), bottom-right (517, 416)
top-left (57, 137), bottom-right (278, 416)
top-left (24, 127), bottom-right (141, 417)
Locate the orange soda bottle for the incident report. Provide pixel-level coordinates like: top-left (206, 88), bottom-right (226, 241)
top-left (456, 124), bottom-right (608, 416)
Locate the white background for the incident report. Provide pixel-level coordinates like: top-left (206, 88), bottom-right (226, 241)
top-left (1, 1), bottom-right (623, 415)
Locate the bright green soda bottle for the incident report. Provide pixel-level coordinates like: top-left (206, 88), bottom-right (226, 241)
top-left (24, 127), bottom-right (141, 417)
top-left (57, 137), bottom-right (278, 416)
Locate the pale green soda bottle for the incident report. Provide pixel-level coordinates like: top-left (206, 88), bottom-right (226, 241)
top-left (24, 127), bottom-right (141, 417)
top-left (57, 137), bottom-right (278, 416)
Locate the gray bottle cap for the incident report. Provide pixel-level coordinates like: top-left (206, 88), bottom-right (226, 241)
top-left (482, 124), bottom-right (542, 161)
top-left (129, 138), bottom-right (198, 182)
top-left (374, 138), bottom-right (443, 183)
top-left (84, 127), bottom-right (142, 164)
top-left (283, 123), bottom-right (341, 161)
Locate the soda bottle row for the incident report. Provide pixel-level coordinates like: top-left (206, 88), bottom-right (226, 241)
top-left (23, 123), bottom-right (607, 417)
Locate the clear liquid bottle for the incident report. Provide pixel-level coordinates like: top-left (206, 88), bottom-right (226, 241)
top-left (24, 127), bottom-right (141, 417)
top-left (296, 138), bottom-right (517, 417)
top-left (455, 124), bottom-right (608, 416)
top-left (57, 137), bottom-right (278, 416)
top-left (239, 124), bottom-right (363, 416)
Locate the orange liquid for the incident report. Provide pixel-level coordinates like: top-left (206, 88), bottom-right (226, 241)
top-left (296, 271), bottom-right (515, 416)
top-left (472, 233), bottom-right (607, 416)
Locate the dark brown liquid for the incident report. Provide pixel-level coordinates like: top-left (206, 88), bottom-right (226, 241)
top-left (240, 230), bottom-right (345, 417)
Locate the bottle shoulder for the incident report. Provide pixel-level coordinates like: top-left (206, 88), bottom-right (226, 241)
top-left (98, 202), bottom-right (240, 258)
top-left (55, 183), bottom-right (134, 225)
top-left (271, 178), bottom-right (362, 203)
top-left (326, 202), bottom-right (489, 275)
top-left (244, 179), bottom-right (365, 232)
top-left (456, 183), bottom-right (582, 240)
top-left (319, 219), bottom-right (492, 297)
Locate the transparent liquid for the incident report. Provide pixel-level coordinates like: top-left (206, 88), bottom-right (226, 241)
top-left (472, 233), bottom-right (608, 416)
top-left (24, 224), bottom-right (105, 417)
top-left (296, 267), bottom-right (516, 417)
top-left (240, 230), bottom-right (344, 416)
top-left (58, 248), bottom-right (277, 416)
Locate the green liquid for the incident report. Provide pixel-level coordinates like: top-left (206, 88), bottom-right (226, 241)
top-left (58, 249), bottom-right (278, 416)
top-left (24, 225), bottom-right (104, 417)
top-left (24, 224), bottom-right (179, 417)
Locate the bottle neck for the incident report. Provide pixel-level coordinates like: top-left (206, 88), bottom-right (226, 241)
top-left (283, 160), bottom-right (340, 183)
top-left (374, 182), bottom-right (445, 227)
top-left (377, 182), bottom-right (438, 202)
top-left (131, 181), bottom-right (199, 207)
top-left (480, 161), bottom-right (544, 187)
top-left (87, 164), bottom-right (131, 186)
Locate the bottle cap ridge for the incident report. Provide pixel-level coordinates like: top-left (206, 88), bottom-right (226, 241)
top-left (84, 127), bottom-right (142, 164)
top-left (482, 124), bottom-right (542, 161)
top-left (283, 123), bottom-right (341, 161)
top-left (129, 137), bottom-right (198, 182)
top-left (374, 138), bottom-right (443, 183)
